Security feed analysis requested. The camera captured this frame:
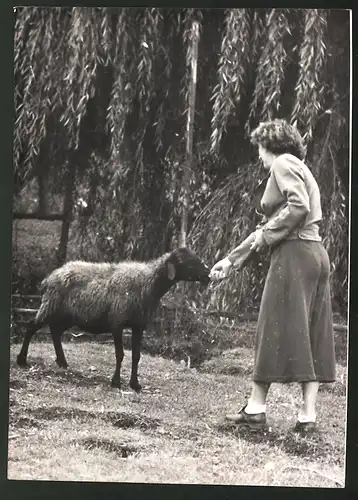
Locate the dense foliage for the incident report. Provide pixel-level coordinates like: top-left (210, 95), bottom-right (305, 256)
top-left (13, 7), bottom-right (350, 314)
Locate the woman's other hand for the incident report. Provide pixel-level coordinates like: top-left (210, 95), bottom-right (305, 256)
top-left (250, 229), bottom-right (267, 252)
top-left (209, 257), bottom-right (232, 281)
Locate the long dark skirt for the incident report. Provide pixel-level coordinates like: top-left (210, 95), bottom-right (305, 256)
top-left (253, 239), bottom-right (336, 383)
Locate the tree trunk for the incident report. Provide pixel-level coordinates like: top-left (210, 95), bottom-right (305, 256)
top-left (38, 170), bottom-right (50, 214)
top-left (179, 20), bottom-right (200, 248)
top-left (37, 134), bottom-right (52, 214)
top-left (57, 164), bottom-right (76, 266)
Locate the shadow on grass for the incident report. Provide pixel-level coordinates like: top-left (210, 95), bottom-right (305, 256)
top-left (26, 405), bottom-right (99, 421)
top-left (104, 411), bottom-right (161, 431)
top-left (78, 437), bottom-right (139, 458)
top-left (45, 368), bottom-right (111, 388)
top-left (14, 362), bottom-right (163, 393)
top-left (198, 363), bottom-right (253, 377)
top-left (9, 379), bottom-right (27, 390)
top-left (320, 382), bottom-right (346, 397)
top-left (14, 404), bottom-right (161, 432)
top-left (14, 361), bottom-right (112, 388)
top-left (9, 416), bottom-right (42, 429)
top-left (216, 422), bottom-right (342, 464)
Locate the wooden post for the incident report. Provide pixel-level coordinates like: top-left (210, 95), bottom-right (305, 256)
top-left (57, 164), bottom-right (76, 266)
top-left (179, 20), bottom-right (200, 248)
top-left (37, 135), bottom-right (51, 214)
top-left (38, 170), bottom-right (50, 214)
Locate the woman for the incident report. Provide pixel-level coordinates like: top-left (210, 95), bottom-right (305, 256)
top-left (210, 119), bottom-right (336, 434)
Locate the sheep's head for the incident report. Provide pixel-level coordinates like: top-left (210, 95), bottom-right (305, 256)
top-left (166, 247), bottom-right (210, 285)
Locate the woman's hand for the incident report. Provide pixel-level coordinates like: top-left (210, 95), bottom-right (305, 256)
top-left (250, 228), bottom-right (267, 252)
top-left (209, 257), bottom-right (232, 281)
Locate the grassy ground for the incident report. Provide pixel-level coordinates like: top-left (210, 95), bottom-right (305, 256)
top-left (8, 339), bottom-right (347, 487)
top-left (10, 216), bottom-right (348, 486)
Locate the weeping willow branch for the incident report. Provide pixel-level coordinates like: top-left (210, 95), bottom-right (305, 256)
top-left (153, 11), bottom-right (175, 153)
top-left (61, 7), bottom-right (99, 149)
top-left (250, 9), bottom-right (265, 62)
top-left (291, 9), bottom-right (327, 142)
top-left (13, 7), bottom-right (33, 86)
top-left (210, 8), bottom-right (251, 154)
top-left (45, 9), bottom-right (71, 116)
top-left (137, 8), bottom-right (159, 109)
top-left (246, 9), bottom-right (291, 134)
top-left (13, 7), bottom-right (35, 178)
top-left (14, 8), bottom-right (72, 185)
top-left (14, 6), bottom-right (101, 196)
top-left (96, 7), bottom-right (112, 66)
top-left (14, 8), bottom-right (45, 180)
top-left (107, 8), bottom-right (132, 165)
top-left (135, 8), bottom-right (160, 172)
top-left (188, 164), bottom-right (268, 311)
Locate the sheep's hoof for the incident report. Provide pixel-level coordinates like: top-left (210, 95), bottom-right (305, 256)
top-left (16, 355), bottom-right (28, 367)
top-left (130, 380), bottom-right (142, 393)
top-left (111, 378), bottom-right (121, 390)
top-left (56, 359), bottom-right (68, 369)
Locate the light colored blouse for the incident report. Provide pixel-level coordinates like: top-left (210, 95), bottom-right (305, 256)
top-left (227, 153), bottom-right (323, 269)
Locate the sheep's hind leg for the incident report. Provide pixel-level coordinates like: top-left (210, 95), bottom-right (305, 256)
top-left (111, 328), bottom-right (124, 389)
top-left (50, 325), bottom-right (68, 368)
top-left (17, 319), bottom-right (43, 367)
top-left (130, 326), bottom-right (143, 393)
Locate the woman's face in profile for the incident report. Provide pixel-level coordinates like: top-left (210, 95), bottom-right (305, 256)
top-left (258, 144), bottom-right (275, 170)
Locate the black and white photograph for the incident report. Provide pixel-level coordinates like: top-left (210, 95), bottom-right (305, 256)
top-left (9, 7), bottom-right (351, 488)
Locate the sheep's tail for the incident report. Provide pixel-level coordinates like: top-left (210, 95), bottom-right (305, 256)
top-left (39, 266), bottom-right (64, 294)
top-left (36, 275), bottom-right (59, 323)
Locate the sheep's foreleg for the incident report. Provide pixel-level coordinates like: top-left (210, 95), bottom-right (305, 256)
top-left (130, 326), bottom-right (143, 393)
top-left (50, 325), bottom-right (68, 368)
top-left (111, 328), bottom-right (124, 389)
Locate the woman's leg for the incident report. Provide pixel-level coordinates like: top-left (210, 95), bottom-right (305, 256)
top-left (225, 381), bottom-right (270, 426)
top-left (299, 381), bottom-right (319, 421)
top-left (245, 381), bottom-right (270, 412)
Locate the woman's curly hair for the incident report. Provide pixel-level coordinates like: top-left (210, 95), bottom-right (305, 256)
top-left (250, 118), bottom-right (307, 160)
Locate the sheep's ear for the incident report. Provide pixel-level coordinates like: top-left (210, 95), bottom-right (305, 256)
top-left (167, 262), bottom-right (176, 280)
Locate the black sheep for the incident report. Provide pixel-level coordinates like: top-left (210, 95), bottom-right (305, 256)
top-left (17, 247), bottom-right (210, 391)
